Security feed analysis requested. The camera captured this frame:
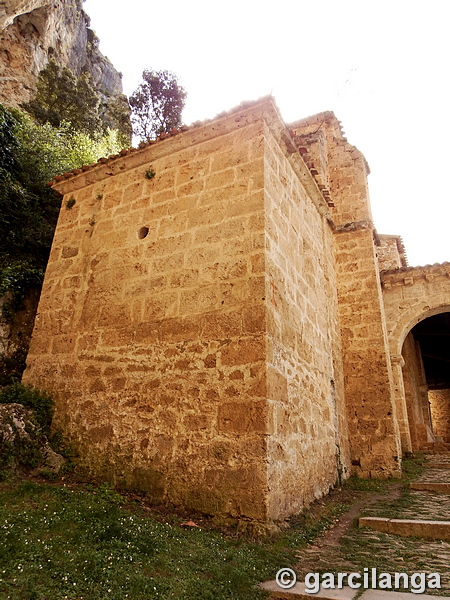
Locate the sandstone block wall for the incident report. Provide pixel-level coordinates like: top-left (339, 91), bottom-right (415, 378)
top-left (263, 121), bottom-right (349, 519)
top-left (429, 390), bottom-right (450, 442)
top-left (25, 110), bottom-right (269, 519)
top-left (333, 228), bottom-right (402, 476)
top-left (381, 264), bottom-right (450, 452)
top-left (382, 264), bottom-right (450, 358)
top-left (377, 234), bottom-right (407, 271)
top-left (24, 99), bottom-right (352, 524)
top-left (401, 332), bottom-right (433, 449)
top-left (25, 98), bottom-right (446, 522)
top-left (290, 113), bottom-right (402, 478)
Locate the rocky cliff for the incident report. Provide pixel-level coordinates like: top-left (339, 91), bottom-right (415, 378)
top-left (0, 0), bottom-right (124, 106)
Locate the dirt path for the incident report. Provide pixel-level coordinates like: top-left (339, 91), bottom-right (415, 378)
top-left (293, 456), bottom-right (450, 596)
top-left (294, 483), bottom-right (403, 575)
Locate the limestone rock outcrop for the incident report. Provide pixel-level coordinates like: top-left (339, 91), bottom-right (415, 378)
top-left (0, 0), bottom-right (50, 30)
top-left (0, 0), bottom-right (123, 106)
top-left (0, 290), bottom-right (41, 385)
top-left (0, 402), bottom-right (66, 476)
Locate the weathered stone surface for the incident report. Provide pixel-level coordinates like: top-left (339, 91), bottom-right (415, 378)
top-left (376, 234), bottom-right (407, 271)
top-left (22, 97), bottom-right (450, 525)
top-left (0, 402), bottom-right (35, 442)
top-left (429, 390), bottom-right (450, 443)
top-left (0, 0), bottom-right (50, 29)
top-left (0, 289), bottom-right (40, 383)
top-left (360, 591), bottom-right (447, 600)
top-left (410, 482), bottom-right (450, 493)
top-left (0, 0), bottom-right (123, 106)
top-left (291, 113), bottom-right (402, 479)
top-left (359, 516), bottom-right (450, 541)
top-left (0, 402), bottom-right (65, 475)
top-left (381, 263), bottom-right (450, 455)
top-left (260, 579), bottom-right (357, 599)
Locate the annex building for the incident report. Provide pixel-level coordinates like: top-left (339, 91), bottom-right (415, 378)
top-left (23, 97), bottom-right (450, 527)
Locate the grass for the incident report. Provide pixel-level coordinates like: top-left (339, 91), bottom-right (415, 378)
top-left (0, 456), bottom-right (434, 598)
top-left (359, 456), bottom-right (427, 520)
top-left (0, 479), bottom-right (349, 600)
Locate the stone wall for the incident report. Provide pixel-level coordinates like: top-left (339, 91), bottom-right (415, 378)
top-left (377, 234), bottom-right (407, 271)
top-left (26, 97), bottom-right (449, 522)
top-left (290, 113), bottom-right (402, 478)
top-left (24, 106), bottom-right (270, 520)
top-left (401, 332), bottom-right (433, 449)
top-left (263, 120), bottom-right (349, 520)
top-left (429, 390), bottom-right (450, 443)
top-left (381, 264), bottom-right (450, 452)
top-left (381, 263), bottom-right (450, 359)
top-left (23, 99), bottom-right (354, 524)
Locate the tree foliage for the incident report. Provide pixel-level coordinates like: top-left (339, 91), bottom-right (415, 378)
top-left (0, 104), bottom-right (123, 277)
top-left (1, 57), bottom-right (131, 384)
top-left (21, 59), bottom-right (103, 136)
top-left (129, 68), bottom-right (187, 141)
top-left (101, 93), bottom-right (133, 146)
top-left (0, 103), bottom-right (18, 174)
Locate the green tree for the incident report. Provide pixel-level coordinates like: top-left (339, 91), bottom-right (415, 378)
top-left (0, 97), bottom-right (125, 384)
top-left (0, 103), bottom-right (18, 174)
top-left (129, 68), bottom-right (187, 141)
top-left (0, 105), bottom-right (123, 271)
top-left (21, 59), bottom-right (103, 136)
top-left (0, 105), bottom-right (54, 267)
top-left (101, 93), bottom-right (133, 146)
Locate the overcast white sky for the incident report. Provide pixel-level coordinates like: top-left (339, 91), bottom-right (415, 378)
top-left (84, 0), bottom-right (449, 267)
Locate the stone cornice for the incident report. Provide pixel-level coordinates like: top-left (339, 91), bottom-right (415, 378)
top-left (50, 96), bottom-right (333, 223)
top-left (381, 262), bottom-right (450, 289)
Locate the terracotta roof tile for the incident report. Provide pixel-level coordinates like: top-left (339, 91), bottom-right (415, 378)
top-left (46, 98), bottom-right (275, 187)
top-left (45, 94), bottom-right (332, 203)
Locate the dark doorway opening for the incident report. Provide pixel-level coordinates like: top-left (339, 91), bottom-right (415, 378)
top-left (412, 312), bottom-right (450, 390)
top-left (407, 312), bottom-right (450, 445)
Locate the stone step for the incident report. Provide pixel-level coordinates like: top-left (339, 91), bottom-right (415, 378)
top-left (410, 482), bottom-right (450, 493)
top-left (421, 442), bottom-right (450, 453)
top-left (260, 580), bottom-right (355, 599)
top-left (359, 516), bottom-right (450, 540)
top-left (260, 580), bottom-right (448, 599)
top-left (360, 591), bottom-right (448, 600)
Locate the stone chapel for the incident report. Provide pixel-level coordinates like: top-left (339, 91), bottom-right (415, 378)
top-left (23, 97), bottom-right (450, 526)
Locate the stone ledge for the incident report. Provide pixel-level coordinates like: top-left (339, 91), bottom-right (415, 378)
top-left (259, 581), bottom-right (448, 599)
top-left (359, 591), bottom-right (447, 600)
top-left (359, 516), bottom-right (450, 540)
top-left (259, 580), bottom-right (356, 599)
top-left (380, 261), bottom-right (450, 288)
top-left (410, 482), bottom-right (450, 493)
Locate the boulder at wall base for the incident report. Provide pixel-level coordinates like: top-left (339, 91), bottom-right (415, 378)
top-left (0, 402), bottom-right (65, 477)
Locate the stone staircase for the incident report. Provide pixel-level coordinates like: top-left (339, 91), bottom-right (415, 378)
top-left (260, 453), bottom-right (450, 599)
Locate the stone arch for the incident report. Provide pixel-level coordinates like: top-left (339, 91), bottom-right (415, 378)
top-left (390, 303), bottom-right (450, 357)
top-left (381, 263), bottom-right (450, 452)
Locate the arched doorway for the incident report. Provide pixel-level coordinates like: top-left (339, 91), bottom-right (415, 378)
top-left (381, 262), bottom-right (450, 454)
top-left (400, 311), bottom-right (450, 450)
top-left (410, 313), bottom-right (450, 444)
